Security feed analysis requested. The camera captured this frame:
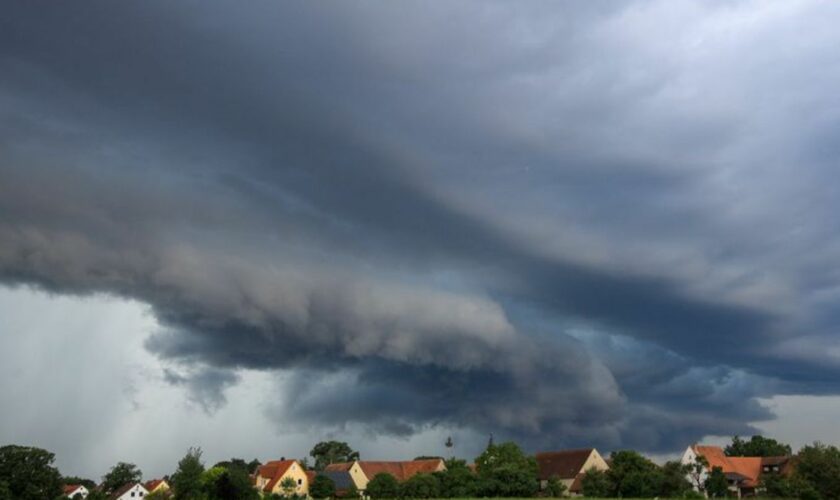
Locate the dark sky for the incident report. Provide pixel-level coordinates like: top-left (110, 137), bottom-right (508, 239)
top-left (2, 0), bottom-right (840, 477)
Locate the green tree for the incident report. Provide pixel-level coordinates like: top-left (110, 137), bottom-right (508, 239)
top-left (62, 476), bottom-right (97, 490)
top-left (659, 460), bottom-right (692, 497)
top-left (0, 445), bottom-right (62, 500)
top-left (795, 442), bottom-right (840, 500)
top-left (366, 473), bottom-right (400, 499)
top-left (147, 491), bottom-right (170, 500)
top-left (280, 476), bottom-right (297, 497)
top-left (309, 442), bottom-right (360, 471)
top-left (400, 473), bottom-right (440, 498)
top-left (474, 441), bottom-right (538, 497)
top-left (580, 467), bottom-right (610, 497)
top-left (704, 466), bottom-right (729, 498)
top-left (102, 462), bottom-right (142, 494)
top-left (310, 474), bottom-right (336, 499)
top-left (686, 454), bottom-right (709, 492)
top-left (0, 481), bottom-right (9, 500)
top-left (85, 491), bottom-right (109, 500)
top-left (437, 459), bottom-right (477, 498)
top-left (546, 475), bottom-right (567, 497)
top-left (344, 484), bottom-right (360, 499)
top-left (607, 450), bottom-right (662, 498)
top-left (204, 465), bottom-right (259, 500)
top-left (171, 447), bottom-right (206, 500)
top-left (726, 436), bottom-right (792, 457)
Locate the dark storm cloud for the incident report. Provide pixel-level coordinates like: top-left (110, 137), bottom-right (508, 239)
top-left (3, 0), bottom-right (840, 452)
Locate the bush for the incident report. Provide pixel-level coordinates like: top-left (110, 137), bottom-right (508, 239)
top-left (366, 473), bottom-right (400, 499)
top-left (400, 473), bottom-right (440, 499)
top-left (310, 474), bottom-right (336, 499)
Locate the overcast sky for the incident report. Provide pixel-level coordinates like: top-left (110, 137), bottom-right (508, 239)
top-left (3, 0), bottom-right (840, 480)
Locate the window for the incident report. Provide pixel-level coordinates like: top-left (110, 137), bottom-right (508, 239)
top-left (298, 479), bottom-right (303, 485)
top-left (131, 493), bottom-right (135, 498)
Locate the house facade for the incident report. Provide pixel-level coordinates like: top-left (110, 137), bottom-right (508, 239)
top-left (681, 444), bottom-right (792, 498)
top-left (324, 460), bottom-right (368, 493)
top-left (110, 483), bottom-right (149, 500)
top-left (143, 479), bottom-right (170, 495)
top-left (63, 484), bottom-right (89, 498)
top-left (535, 448), bottom-right (610, 496)
top-left (255, 459), bottom-right (309, 497)
top-left (325, 459), bottom-right (446, 494)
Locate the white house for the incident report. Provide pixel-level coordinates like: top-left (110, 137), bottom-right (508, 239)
top-left (63, 484), bottom-right (89, 498)
top-left (110, 483), bottom-right (149, 500)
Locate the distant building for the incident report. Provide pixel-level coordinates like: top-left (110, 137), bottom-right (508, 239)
top-left (143, 479), bottom-right (170, 496)
top-left (325, 459), bottom-right (446, 493)
top-left (535, 448), bottom-right (610, 496)
top-left (109, 483), bottom-right (149, 500)
top-left (254, 459), bottom-right (309, 497)
top-left (681, 444), bottom-right (793, 498)
top-left (63, 484), bottom-right (89, 498)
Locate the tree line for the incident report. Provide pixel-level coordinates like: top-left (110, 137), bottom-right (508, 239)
top-left (2, 435), bottom-right (840, 499)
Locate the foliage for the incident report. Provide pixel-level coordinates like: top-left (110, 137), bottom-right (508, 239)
top-left (795, 442), bottom-right (840, 500)
top-left (85, 491), bottom-right (109, 500)
top-left (310, 441), bottom-right (360, 471)
top-left (0, 481), bottom-right (9, 500)
top-left (102, 461), bottom-right (143, 494)
top-left (280, 476), bottom-right (298, 497)
top-left (413, 456), bottom-right (444, 461)
top-left (400, 473), bottom-right (441, 498)
top-left (704, 466), bottom-right (729, 498)
top-left (580, 467), bottom-right (610, 497)
top-left (726, 435), bottom-right (792, 457)
top-left (147, 491), bottom-right (171, 500)
top-left (474, 441), bottom-right (538, 497)
top-left (366, 472), bottom-right (400, 499)
top-left (659, 460), bottom-right (693, 497)
top-left (606, 450), bottom-right (662, 498)
top-left (686, 454), bottom-right (709, 492)
top-left (545, 475), bottom-right (567, 497)
top-left (310, 474), bottom-right (336, 499)
top-left (437, 459), bottom-right (478, 498)
top-left (172, 447), bottom-right (206, 500)
top-left (212, 458), bottom-right (256, 474)
top-left (204, 465), bottom-right (259, 500)
top-left (343, 484), bottom-right (360, 499)
top-left (62, 476), bottom-right (97, 489)
top-left (0, 445), bottom-right (63, 500)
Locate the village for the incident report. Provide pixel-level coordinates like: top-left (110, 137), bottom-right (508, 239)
top-left (8, 435), bottom-right (834, 500)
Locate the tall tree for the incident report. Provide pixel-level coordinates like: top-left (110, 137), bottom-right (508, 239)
top-left (474, 441), bottom-right (538, 497)
top-left (204, 465), bottom-right (259, 500)
top-left (686, 454), bottom-right (709, 492)
top-left (309, 441), bottom-right (360, 471)
top-left (102, 462), bottom-right (142, 494)
top-left (704, 466), bottom-right (729, 498)
top-left (0, 445), bottom-right (62, 500)
top-left (795, 442), bottom-right (840, 500)
top-left (606, 450), bottom-right (663, 498)
top-left (658, 460), bottom-right (692, 497)
top-left (725, 435), bottom-right (792, 457)
top-left (62, 476), bottom-right (97, 490)
top-left (437, 459), bottom-right (477, 498)
top-left (171, 447), bottom-right (206, 500)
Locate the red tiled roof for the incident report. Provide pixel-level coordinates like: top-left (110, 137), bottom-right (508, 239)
top-left (325, 462), bottom-right (354, 472)
top-left (64, 484), bottom-right (84, 495)
top-left (258, 460), bottom-right (297, 493)
top-left (144, 479), bottom-right (166, 492)
top-left (358, 459), bottom-right (444, 482)
top-left (536, 449), bottom-right (595, 480)
top-left (692, 445), bottom-right (790, 488)
top-left (109, 482), bottom-right (144, 500)
top-left (570, 473), bottom-right (585, 493)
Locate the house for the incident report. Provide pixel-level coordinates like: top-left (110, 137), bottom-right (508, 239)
top-left (535, 448), bottom-right (610, 496)
top-left (63, 484), bottom-right (89, 498)
top-left (681, 444), bottom-right (793, 498)
top-left (325, 459), bottom-right (446, 493)
top-left (324, 461), bottom-right (369, 493)
top-left (110, 483), bottom-right (149, 500)
top-left (254, 459), bottom-right (309, 496)
top-left (143, 479), bottom-right (170, 495)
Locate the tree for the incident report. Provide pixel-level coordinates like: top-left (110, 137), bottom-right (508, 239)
top-left (581, 468), bottom-right (610, 497)
top-left (366, 473), bottom-right (400, 499)
top-left (474, 441), bottom-right (538, 497)
top-left (659, 460), bottom-right (692, 497)
top-left (0, 445), bottom-right (62, 500)
top-left (85, 491), bottom-right (109, 500)
top-left (62, 476), bottom-right (97, 490)
top-left (344, 484), bottom-right (360, 499)
top-left (400, 473), bottom-right (440, 498)
top-left (726, 436), bottom-right (792, 457)
top-left (204, 465), bottom-right (259, 500)
top-left (437, 459), bottom-right (477, 498)
top-left (686, 454), bottom-right (709, 492)
top-left (102, 462), bottom-right (142, 494)
top-left (309, 442), bottom-right (360, 471)
top-left (704, 466), bottom-right (729, 498)
top-left (0, 481), bottom-right (9, 500)
top-left (607, 450), bottom-right (662, 498)
top-left (310, 474), bottom-right (336, 499)
top-left (171, 447), bottom-right (206, 500)
top-left (280, 476), bottom-right (297, 497)
top-left (795, 442), bottom-right (840, 500)
top-left (546, 475), bottom-right (567, 497)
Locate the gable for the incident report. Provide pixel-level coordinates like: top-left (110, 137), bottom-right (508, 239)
top-left (536, 449), bottom-right (596, 480)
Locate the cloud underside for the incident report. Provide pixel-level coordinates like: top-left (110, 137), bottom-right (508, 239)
top-left (3, 0), bottom-right (840, 452)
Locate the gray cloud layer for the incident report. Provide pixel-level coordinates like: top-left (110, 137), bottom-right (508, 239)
top-left (3, 0), bottom-right (840, 453)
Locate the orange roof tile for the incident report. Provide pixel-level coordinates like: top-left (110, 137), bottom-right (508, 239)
top-left (258, 459), bottom-right (297, 493)
top-left (693, 445), bottom-right (789, 488)
top-left (536, 449), bottom-right (594, 480)
top-left (358, 459), bottom-right (444, 482)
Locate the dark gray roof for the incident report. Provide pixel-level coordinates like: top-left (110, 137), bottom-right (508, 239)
top-left (321, 470), bottom-right (354, 490)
